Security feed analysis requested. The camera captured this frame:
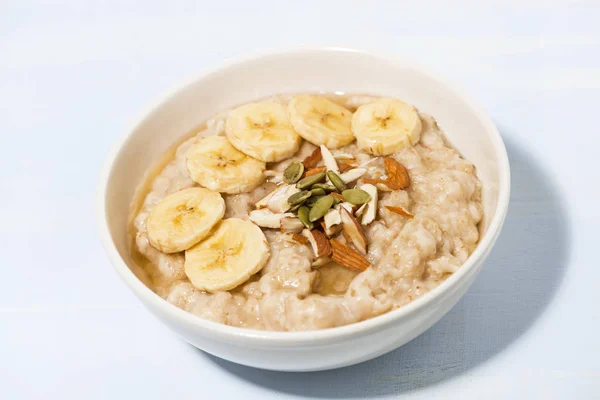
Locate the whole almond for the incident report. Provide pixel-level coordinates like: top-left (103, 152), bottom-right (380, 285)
top-left (384, 157), bottom-right (410, 189)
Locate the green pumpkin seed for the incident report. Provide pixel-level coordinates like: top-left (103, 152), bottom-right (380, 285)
top-left (342, 188), bottom-right (371, 205)
top-left (305, 195), bottom-right (324, 207)
top-left (296, 172), bottom-right (326, 189)
top-left (309, 195), bottom-right (334, 222)
top-left (297, 206), bottom-right (313, 229)
top-left (310, 188), bottom-right (326, 197)
top-left (287, 190), bottom-right (311, 206)
top-left (311, 183), bottom-right (337, 192)
top-left (283, 161), bottom-right (304, 184)
top-left (327, 170), bottom-right (347, 191)
top-left (331, 196), bottom-right (342, 205)
top-left (289, 203), bottom-right (303, 212)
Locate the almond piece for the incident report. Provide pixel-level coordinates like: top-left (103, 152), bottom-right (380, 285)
top-left (267, 184), bottom-right (300, 213)
top-left (330, 239), bottom-right (370, 271)
top-left (305, 166), bottom-right (326, 177)
top-left (264, 170), bottom-right (284, 184)
top-left (338, 162), bottom-right (357, 173)
top-left (339, 168), bottom-right (367, 184)
top-left (280, 217), bottom-right (305, 233)
top-left (302, 229), bottom-right (332, 258)
top-left (249, 209), bottom-right (295, 228)
top-left (323, 208), bottom-right (342, 236)
top-left (302, 147), bottom-right (322, 168)
top-left (291, 233), bottom-right (309, 244)
top-left (255, 187), bottom-right (278, 209)
top-left (333, 153), bottom-right (355, 162)
top-left (384, 157), bottom-right (410, 189)
top-left (340, 207), bottom-right (368, 255)
top-left (355, 203), bottom-right (367, 218)
top-left (359, 183), bottom-right (378, 225)
top-left (385, 205), bottom-right (414, 218)
top-left (338, 202), bottom-right (359, 214)
top-left (320, 145), bottom-right (339, 173)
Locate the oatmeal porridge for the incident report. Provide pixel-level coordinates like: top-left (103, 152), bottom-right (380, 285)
top-left (130, 94), bottom-right (483, 331)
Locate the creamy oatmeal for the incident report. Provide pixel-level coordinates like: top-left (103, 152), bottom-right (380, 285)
top-left (130, 94), bottom-right (482, 331)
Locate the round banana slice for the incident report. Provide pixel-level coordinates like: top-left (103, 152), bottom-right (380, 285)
top-left (226, 101), bottom-right (302, 162)
top-left (186, 136), bottom-right (266, 194)
top-left (147, 187), bottom-right (225, 253)
top-left (288, 95), bottom-right (354, 149)
top-left (351, 98), bottom-right (422, 156)
top-left (184, 218), bottom-right (270, 292)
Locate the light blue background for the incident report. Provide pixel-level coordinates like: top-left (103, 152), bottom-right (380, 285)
top-left (1, 1), bottom-right (598, 398)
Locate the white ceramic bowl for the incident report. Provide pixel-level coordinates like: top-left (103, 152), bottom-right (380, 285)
top-left (98, 48), bottom-right (510, 372)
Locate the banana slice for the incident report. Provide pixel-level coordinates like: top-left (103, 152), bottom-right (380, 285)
top-left (184, 218), bottom-right (270, 292)
top-left (147, 187), bottom-right (225, 253)
top-left (288, 95), bottom-right (354, 149)
top-left (352, 98), bottom-right (422, 156)
top-left (225, 101), bottom-right (302, 162)
top-left (186, 136), bottom-right (266, 194)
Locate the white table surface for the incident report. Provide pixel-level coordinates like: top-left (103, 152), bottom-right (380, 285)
top-left (2, 1), bottom-right (599, 398)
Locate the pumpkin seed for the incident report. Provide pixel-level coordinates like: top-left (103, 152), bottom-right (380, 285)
top-left (305, 195), bottom-right (324, 207)
top-left (327, 170), bottom-right (347, 191)
top-left (311, 183), bottom-right (337, 192)
top-left (283, 161), bottom-right (304, 184)
top-left (289, 203), bottom-right (303, 212)
top-left (309, 195), bottom-right (334, 222)
top-left (342, 189), bottom-right (371, 205)
top-left (287, 190), bottom-right (311, 206)
top-left (296, 171), bottom-right (326, 189)
top-left (331, 196), bottom-right (342, 205)
top-left (310, 188), bottom-right (326, 197)
top-left (297, 206), bottom-right (313, 229)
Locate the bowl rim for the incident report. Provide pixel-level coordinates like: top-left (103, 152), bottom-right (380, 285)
top-left (97, 46), bottom-right (510, 346)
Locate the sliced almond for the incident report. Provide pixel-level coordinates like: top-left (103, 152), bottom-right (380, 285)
top-left (338, 162), bottom-right (357, 173)
top-left (355, 203), bottom-right (367, 218)
top-left (323, 208), bottom-right (342, 236)
top-left (339, 168), bottom-right (366, 184)
top-left (336, 201), bottom-right (356, 214)
top-left (249, 209), bottom-right (294, 228)
top-left (264, 170), bottom-right (283, 184)
top-left (267, 184), bottom-right (300, 213)
top-left (338, 202), bottom-right (358, 214)
top-left (384, 157), bottom-right (410, 189)
top-left (330, 239), bottom-right (370, 271)
top-left (302, 147), bottom-right (322, 168)
top-left (324, 208), bottom-right (342, 229)
top-left (302, 229), bottom-right (332, 258)
top-left (320, 145), bottom-right (338, 173)
top-left (280, 217), bottom-right (305, 233)
top-left (359, 183), bottom-right (378, 225)
top-left (333, 153), bottom-right (355, 161)
top-left (385, 205), bottom-right (414, 218)
top-left (359, 157), bottom-right (380, 169)
top-left (291, 233), bottom-right (309, 244)
top-left (305, 165), bottom-right (326, 177)
top-left (340, 207), bottom-right (368, 255)
top-left (319, 220), bottom-right (340, 237)
top-left (255, 187), bottom-right (278, 209)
